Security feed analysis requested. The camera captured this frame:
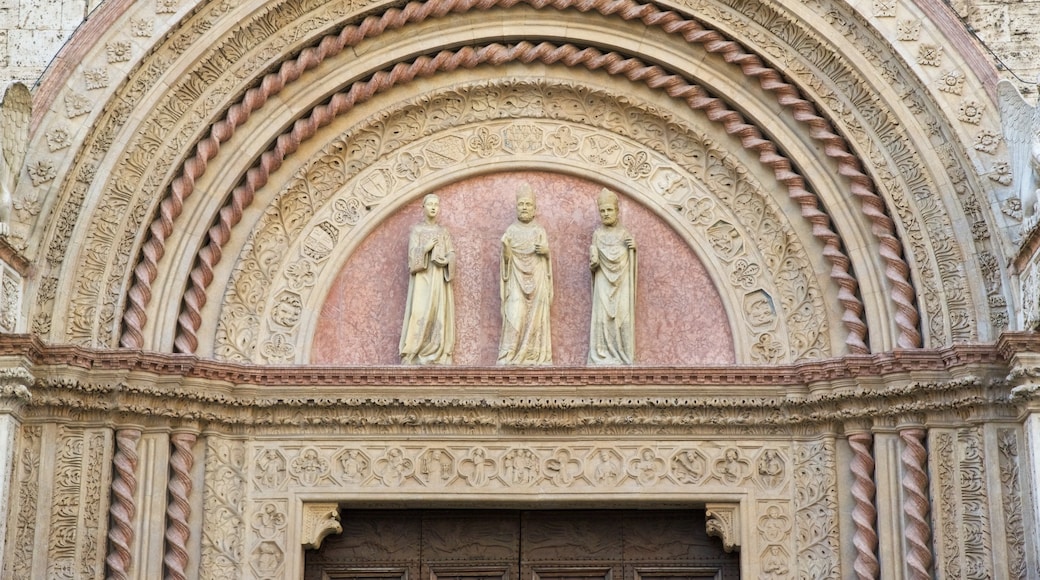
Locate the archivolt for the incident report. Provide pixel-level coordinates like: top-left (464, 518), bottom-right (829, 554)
top-left (112, 0), bottom-right (919, 355)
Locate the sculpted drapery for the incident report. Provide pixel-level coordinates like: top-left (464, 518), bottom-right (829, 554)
top-left (499, 185), bottom-right (554, 365)
top-left (400, 194), bottom-right (456, 364)
top-left (588, 189), bottom-right (636, 364)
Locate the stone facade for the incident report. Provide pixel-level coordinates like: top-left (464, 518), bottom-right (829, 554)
top-left (1, 0), bottom-right (1040, 579)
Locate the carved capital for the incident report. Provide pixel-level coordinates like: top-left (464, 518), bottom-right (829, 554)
top-left (705, 503), bottom-right (741, 553)
top-left (0, 367), bottom-right (32, 414)
top-left (301, 503), bottom-right (342, 550)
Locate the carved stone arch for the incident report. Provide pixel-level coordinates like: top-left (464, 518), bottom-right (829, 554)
top-left (132, 12), bottom-right (877, 359)
top-left (682, 0), bottom-right (1006, 340)
top-left (24, 0), bottom-right (927, 357)
top-left (202, 74), bottom-right (843, 364)
top-left (25, 0), bottom-right (1007, 353)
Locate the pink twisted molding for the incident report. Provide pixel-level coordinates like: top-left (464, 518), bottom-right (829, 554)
top-left (900, 428), bottom-right (933, 580)
top-left (164, 432), bottom-right (197, 580)
top-left (105, 428), bottom-right (141, 580)
top-left (119, 0), bottom-right (918, 353)
top-left (172, 42), bottom-right (864, 355)
top-left (848, 432), bottom-right (879, 580)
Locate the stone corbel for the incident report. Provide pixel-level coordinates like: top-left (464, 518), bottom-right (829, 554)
top-left (301, 503), bottom-right (342, 550)
top-left (0, 367), bottom-right (32, 416)
top-left (705, 503), bottom-right (741, 553)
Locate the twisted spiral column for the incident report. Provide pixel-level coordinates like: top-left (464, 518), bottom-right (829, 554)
top-left (105, 428), bottom-right (142, 580)
top-left (118, 0), bottom-right (918, 352)
top-left (848, 431), bottom-right (879, 580)
top-left (170, 41), bottom-right (869, 357)
top-left (164, 431), bottom-right (197, 580)
top-left (900, 427), bottom-right (933, 580)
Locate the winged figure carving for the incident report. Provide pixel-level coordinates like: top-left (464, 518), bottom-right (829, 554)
top-left (997, 79), bottom-right (1040, 233)
top-left (0, 82), bottom-right (31, 237)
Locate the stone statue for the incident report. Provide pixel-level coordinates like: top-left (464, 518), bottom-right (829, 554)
top-left (399, 194), bottom-right (456, 364)
top-left (0, 83), bottom-right (31, 237)
top-left (588, 188), bottom-right (636, 364)
top-left (498, 184), bottom-right (553, 364)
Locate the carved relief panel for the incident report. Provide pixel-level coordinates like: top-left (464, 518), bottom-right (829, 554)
top-left (2, 424), bottom-right (112, 579)
top-left (197, 435), bottom-right (842, 580)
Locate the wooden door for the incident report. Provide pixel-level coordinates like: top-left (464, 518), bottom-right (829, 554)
top-left (305, 510), bottom-right (739, 580)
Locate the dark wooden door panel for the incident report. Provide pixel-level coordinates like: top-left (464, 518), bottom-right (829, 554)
top-left (306, 510), bottom-right (738, 580)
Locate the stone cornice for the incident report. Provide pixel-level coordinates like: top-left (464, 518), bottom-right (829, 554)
top-left (0, 335), bottom-right (1023, 432)
top-left (0, 335), bottom-right (1007, 387)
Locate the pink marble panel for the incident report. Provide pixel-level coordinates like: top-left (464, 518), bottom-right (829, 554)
top-left (311, 171), bottom-right (735, 365)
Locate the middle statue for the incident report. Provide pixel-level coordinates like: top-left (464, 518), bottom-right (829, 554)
top-left (498, 184), bottom-right (554, 365)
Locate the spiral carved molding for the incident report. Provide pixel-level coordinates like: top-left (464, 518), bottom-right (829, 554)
top-left (164, 432), bottom-right (197, 580)
top-left (116, 0), bottom-right (918, 354)
top-left (848, 432), bottom-right (879, 580)
top-left (900, 428), bottom-right (933, 580)
top-left (173, 42), bottom-right (860, 356)
top-left (105, 428), bottom-right (141, 580)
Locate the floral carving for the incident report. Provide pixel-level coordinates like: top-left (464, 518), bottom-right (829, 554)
top-left (938, 71), bottom-right (966, 96)
top-left (997, 429), bottom-right (1026, 579)
top-left (106, 41), bottom-right (132, 63)
top-left (27, 161), bottom-right (56, 186)
top-left (84, 67), bottom-right (110, 90)
top-left (130, 18), bottom-right (153, 37)
top-left (201, 439), bottom-right (246, 579)
top-left (958, 99), bottom-right (985, 125)
top-left (793, 440), bottom-right (839, 579)
top-left (917, 44), bottom-right (943, 67)
top-left (897, 20), bottom-right (921, 42)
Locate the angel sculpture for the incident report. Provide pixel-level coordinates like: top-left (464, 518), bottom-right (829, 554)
top-left (0, 83), bottom-right (31, 238)
top-left (997, 79), bottom-right (1040, 234)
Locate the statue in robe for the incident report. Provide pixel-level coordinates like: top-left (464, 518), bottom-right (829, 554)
top-left (399, 194), bottom-right (456, 364)
top-left (498, 184), bottom-right (553, 365)
top-left (588, 188), bottom-right (636, 364)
